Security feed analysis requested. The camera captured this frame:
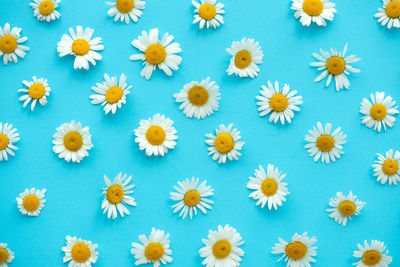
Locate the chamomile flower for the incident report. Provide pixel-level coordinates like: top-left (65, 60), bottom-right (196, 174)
top-left (62, 236), bottom-right (98, 267)
top-left (57, 26), bottom-right (104, 70)
top-left (0, 23), bottom-right (29, 65)
top-left (353, 240), bottom-right (392, 267)
top-left (226, 37), bottom-right (263, 78)
top-left (129, 28), bottom-right (182, 80)
top-left (291, 0), bottom-right (336, 27)
top-left (304, 122), bottom-right (347, 164)
top-left (134, 114), bottom-right (178, 156)
top-left (311, 43), bottom-right (361, 91)
top-left (192, 0), bottom-right (225, 29)
top-left (0, 243), bottom-right (14, 266)
top-left (90, 73), bottom-right (131, 114)
top-left (271, 232), bottom-right (317, 267)
top-left (199, 224), bottom-right (244, 267)
top-left (372, 149), bottom-right (400, 185)
top-left (18, 76), bottom-right (51, 111)
top-left (131, 228), bottom-right (172, 266)
top-left (375, 0), bottom-right (400, 29)
top-left (256, 81), bottom-right (303, 125)
top-left (30, 0), bottom-right (61, 22)
top-left (16, 188), bottom-right (46, 216)
top-left (0, 123), bottom-right (20, 162)
top-left (106, 0), bottom-right (145, 24)
top-left (360, 91), bottom-right (399, 132)
top-left (173, 77), bottom-right (221, 119)
top-left (326, 191), bottom-right (365, 226)
top-left (52, 120), bottom-right (93, 163)
top-left (205, 123), bottom-right (245, 164)
top-left (170, 177), bottom-right (214, 220)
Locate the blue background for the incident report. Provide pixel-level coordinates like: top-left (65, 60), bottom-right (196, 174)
top-left (1, 0), bottom-right (399, 266)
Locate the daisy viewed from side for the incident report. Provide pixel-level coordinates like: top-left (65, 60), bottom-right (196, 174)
top-left (0, 243), bottom-right (14, 267)
top-left (62, 236), bottom-right (98, 267)
top-left (375, 0), bottom-right (400, 29)
top-left (291, 0), bottom-right (336, 26)
top-left (106, 0), bottom-right (145, 24)
top-left (192, 0), bottom-right (224, 29)
top-left (372, 149), bottom-right (400, 185)
top-left (0, 23), bottom-right (29, 65)
top-left (0, 123), bottom-right (20, 162)
top-left (353, 240), bottom-right (392, 267)
top-left (326, 191), bottom-right (365, 226)
top-left (30, 0), bottom-right (61, 22)
top-left (16, 188), bottom-right (46, 216)
top-left (18, 76), bottom-right (51, 111)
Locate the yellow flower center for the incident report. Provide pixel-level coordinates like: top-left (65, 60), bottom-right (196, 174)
top-left (285, 241), bottom-right (307, 260)
top-left (212, 240), bottom-right (231, 259)
top-left (269, 93), bottom-right (289, 112)
top-left (106, 185), bottom-right (124, 204)
top-left (198, 3), bottom-right (217, 20)
top-left (302, 0), bottom-right (323, 16)
top-left (0, 34), bottom-right (17, 54)
top-left (39, 0), bottom-right (55, 16)
top-left (71, 242), bottom-right (91, 263)
top-left (188, 86), bottom-right (209, 106)
top-left (105, 86), bottom-right (124, 104)
top-left (63, 131), bottom-right (83, 152)
top-left (316, 134), bottom-right (335, 152)
top-left (386, 0), bottom-right (400, 18)
top-left (116, 0), bottom-right (134, 13)
top-left (0, 248), bottom-right (9, 264)
top-left (214, 133), bottom-right (234, 154)
top-left (382, 158), bottom-right (399, 176)
top-left (0, 133), bottom-right (9, 151)
top-left (261, 178), bottom-right (278, 196)
top-left (144, 243), bottom-right (164, 261)
top-left (369, 104), bottom-right (387, 121)
top-left (28, 83), bottom-right (46, 99)
top-left (362, 250), bottom-right (382, 266)
top-left (338, 200), bottom-right (356, 216)
top-left (183, 190), bottom-right (201, 207)
top-left (71, 39), bottom-right (90, 56)
top-left (22, 194), bottom-right (40, 212)
top-left (326, 56), bottom-right (346, 75)
top-left (145, 126), bottom-right (166, 146)
top-left (144, 44), bottom-right (166, 65)
top-left (234, 50), bottom-right (252, 69)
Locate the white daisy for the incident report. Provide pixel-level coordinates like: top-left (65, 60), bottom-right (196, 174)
top-left (52, 120), bottom-right (93, 163)
top-left (375, 0), bottom-right (400, 29)
top-left (131, 228), bottom-right (173, 266)
top-left (57, 26), bottom-right (104, 70)
top-left (192, 0), bottom-right (225, 29)
top-left (16, 188), bottom-right (46, 216)
top-left (372, 149), bottom-right (400, 185)
top-left (0, 243), bottom-right (14, 267)
top-left (134, 113), bottom-right (178, 156)
top-left (62, 236), bottom-right (98, 267)
top-left (106, 0), bottom-right (145, 24)
top-left (311, 43), bottom-right (361, 91)
top-left (0, 123), bottom-right (20, 162)
top-left (304, 122), bottom-right (347, 164)
top-left (291, 0), bottom-right (336, 26)
top-left (271, 232), bottom-right (317, 267)
top-left (199, 224), bottom-right (244, 267)
top-left (173, 77), bottom-right (220, 119)
top-left (90, 73), bottom-right (131, 114)
top-left (18, 76), bottom-right (51, 111)
top-left (129, 28), bottom-right (182, 80)
top-left (353, 240), bottom-right (392, 267)
top-left (205, 123), bottom-right (245, 164)
top-left (226, 37), bottom-right (263, 78)
top-left (30, 0), bottom-right (61, 22)
top-left (170, 177), bottom-right (214, 220)
top-left (102, 173), bottom-right (136, 220)
top-left (256, 81), bottom-right (303, 125)
top-left (0, 23), bottom-right (29, 65)
top-left (326, 191), bottom-right (365, 226)
top-left (360, 91), bottom-right (399, 132)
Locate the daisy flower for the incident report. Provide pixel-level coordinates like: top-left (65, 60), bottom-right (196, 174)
top-left (226, 37), bottom-right (263, 78)
top-left (291, 0), bottom-right (336, 27)
top-left (375, 0), bottom-right (400, 29)
top-left (256, 81), bottom-right (303, 125)
top-left (205, 123), bottom-right (245, 164)
top-left (18, 76), bottom-right (51, 111)
top-left (353, 240), bottom-right (392, 267)
top-left (173, 77), bottom-right (221, 119)
top-left (247, 164), bottom-right (290, 210)
top-left (57, 26), bottom-right (104, 70)
top-left (131, 228), bottom-right (172, 266)
top-left (62, 236), bottom-right (98, 267)
top-left (134, 113), bottom-right (178, 156)
top-left (192, 0), bottom-right (225, 29)
top-left (102, 173), bottom-right (136, 219)
top-left (170, 177), bottom-right (214, 220)
top-left (0, 243), bottom-right (14, 266)
top-left (199, 224), bottom-right (244, 267)
top-left (372, 149), bottom-right (400, 185)
top-left (16, 188), bottom-right (46, 216)
top-left (30, 0), bottom-right (61, 22)
top-left (0, 123), bottom-right (20, 162)
top-left (129, 28), bottom-right (182, 80)
top-left (311, 43), bottom-right (361, 91)
top-left (0, 23), bottom-right (29, 65)
top-left (326, 191), bottom-right (365, 226)
top-left (106, 0), bottom-right (145, 24)
top-left (360, 91), bottom-right (399, 132)
top-left (90, 73), bottom-right (131, 114)
top-left (52, 120), bottom-right (93, 163)
top-left (304, 122), bottom-right (347, 164)
top-left (271, 232), bottom-right (317, 267)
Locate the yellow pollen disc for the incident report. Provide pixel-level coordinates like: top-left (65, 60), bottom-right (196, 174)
top-left (144, 44), bottom-right (167, 65)
top-left (39, 0), bottom-right (55, 16)
top-left (116, 0), bottom-right (134, 13)
top-left (105, 86), bottom-right (124, 104)
top-left (302, 0), bottom-right (323, 16)
top-left (316, 134), bottom-right (335, 152)
top-left (22, 194), bottom-right (40, 212)
top-left (198, 3), bottom-right (217, 20)
top-left (338, 200), bottom-right (356, 216)
top-left (261, 178), bottom-right (278, 196)
top-left (71, 242), bottom-right (91, 263)
top-left (71, 39), bottom-right (90, 56)
top-left (183, 190), bottom-right (201, 207)
top-left (145, 125), bottom-right (166, 146)
top-left (362, 250), bottom-right (382, 266)
top-left (386, 1), bottom-right (400, 18)
top-left (212, 240), bottom-right (231, 259)
top-left (0, 248), bottom-right (9, 264)
top-left (234, 50), bottom-right (252, 69)
top-left (28, 83), bottom-right (46, 99)
top-left (63, 131), bottom-right (83, 152)
top-left (382, 158), bottom-right (399, 176)
top-left (214, 132), bottom-right (234, 154)
top-left (106, 185), bottom-right (124, 204)
top-left (326, 56), bottom-right (346, 75)
top-left (188, 86), bottom-right (209, 106)
top-left (369, 104), bottom-right (387, 121)
top-left (145, 243), bottom-right (164, 261)
top-left (0, 34), bottom-right (17, 54)
top-left (285, 241), bottom-right (307, 260)
top-left (269, 93), bottom-right (289, 112)
top-left (0, 133), bottom-right (9, 151)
